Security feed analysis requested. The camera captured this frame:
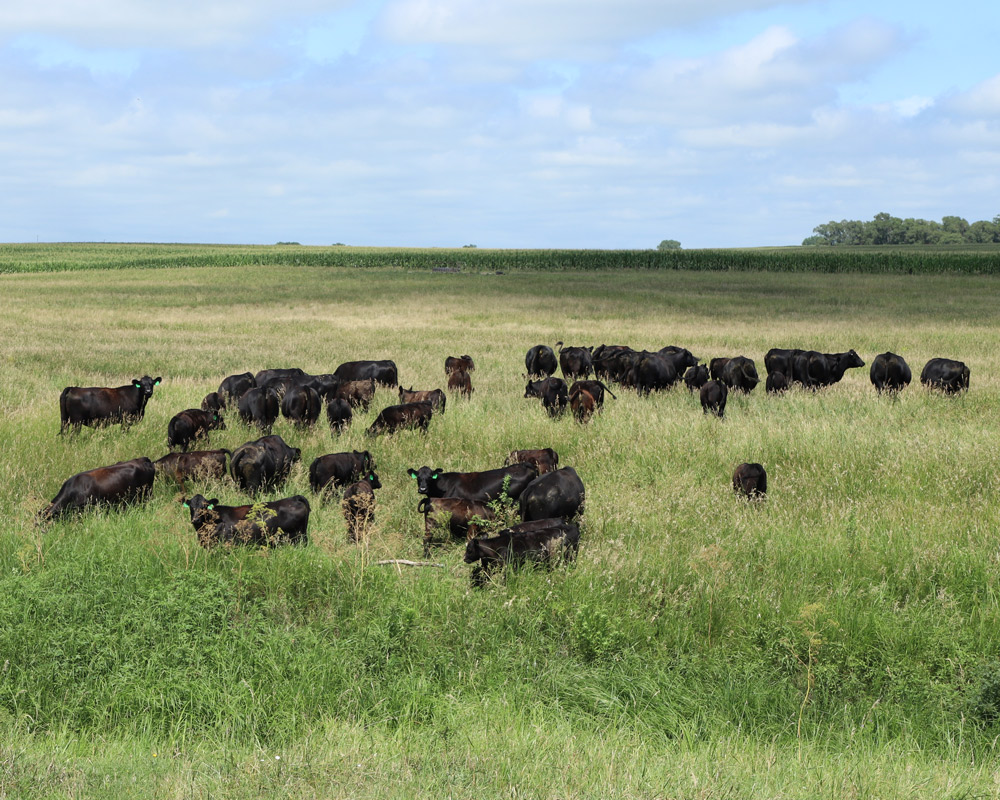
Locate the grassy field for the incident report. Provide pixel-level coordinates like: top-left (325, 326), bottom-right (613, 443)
top-left (2, 263), bottom-right (1000, 797)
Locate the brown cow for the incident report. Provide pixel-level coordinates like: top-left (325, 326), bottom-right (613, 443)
top-left (418, 497), bottom-right (497, 555)
top-left (570, 387), bottom-right (596, 423)
top-left (343, 477), bottom-right (378, 543)
top-left (448, 370), bottom-right (473, 398)
top-left (504, 448), bottom-right (559, 475)
top-left (154, 449), bottom-right (231, 488)
top-left (398, 386), bottom-right (446, 413)
top-left (733, 463), bottom-right (767, 499)
top-left (445, 355), bottom-right (475, 375)
top-left (335, 378), bottom-right (377, 411)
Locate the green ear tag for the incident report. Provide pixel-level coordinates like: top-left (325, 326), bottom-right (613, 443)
top-left (183, 502), bottom-right (189, 508)
top-left (154, 379), bottom-right (161, 385)
top-left (207, 504), bottom-right (214, 510)
top-left (432, 474), bottom-right (438, 479)
top-left (410, 474), bottom-right (417, 479)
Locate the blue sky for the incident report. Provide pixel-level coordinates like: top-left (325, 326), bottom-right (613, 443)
top-left (1, 0), bottom-right (997, 248)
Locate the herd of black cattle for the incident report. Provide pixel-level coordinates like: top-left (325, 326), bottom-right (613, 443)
top-left (39, 343), bottom-right (971, 583)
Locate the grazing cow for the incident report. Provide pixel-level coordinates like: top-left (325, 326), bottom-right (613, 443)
top-left (920, 358), bottom-right (970, 394)
top-left (519, 467), bottom-right (585, 522)
top-left (399, 386), bottom-right (447, 413)
top-left (570, 387), bottom-right (596, 423)
top-left (201, 392), bottom-right (224, 413)
top-left (367, 401), bottom-right (433, 436)
top-left (720, 356), bottom-right (760, 394)
top-left (254, 367), bottom-right (305, 387)
top-left (154, 449), bottom-right (230, 488)
top-left (684, 364), bottom-right (710, 392)
top-left (343, 477), bottom-right (379, 543)
top-left (765, 371), bottom-right (789, 394)
top-left (445, 355), bottom-right (476, 375)
top-left (183, 493), bottom-right (309, 547)
top-left (309, 450), bottom-right (377, 496)
top-left (783, 349), bottom-right (865, 388)
top-left (167, 408), bottom-right (226, 452)
top-left (59, 375), bottom-right (161, 434)
top-left (281, 384), bottom-right (322, 427)
top-left (870, 352), bottom-right (912, 394)
top-left (709, 357), bottom-right (731, 382)
top-left (419, 497), bottom-right (497, 555)
top-left (334, 360), bottom-right (398, 387)
top-left (569, 380), bottom-right (615, 409)
top-left (218, 372), bottom-right (256, 406)
top-left (447, 370), bottom-right (474, 398)
top-left (335, 379), bottom-right (376, 411)
top-left (407, 463), bottom-right (539, 503)
top-left (629, 353), bottom-right (677, 395)
top-left (326, 398), bottom-right (353, 435)
top-left (592, 345), bottom-right (635, 383)
top-left (700, 380), bottom-right (728, 418)
top-left (237, 387), bottom-right (280, 434)
top-left (230, 435), bottom-right (301, 495)
top-left (39, 457), bottom-right (156, 521)
top-left (525, 377), bottom-right (568, 417)
top-left (733, 463), bottom-right (767, 499)
top-left (464, 519), bottom-right (580, 584)
top-left (557, 342), bottom-right (594, 380)
top-left (504, 448), bottom-right (559, 475)
top-left (525, 345), bottom-right (558, 378)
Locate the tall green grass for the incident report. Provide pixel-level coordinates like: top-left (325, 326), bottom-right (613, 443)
top-left (2, 263), bottom-right (1000, 796)
top-left (2, 241), bottom-right (1000, 274)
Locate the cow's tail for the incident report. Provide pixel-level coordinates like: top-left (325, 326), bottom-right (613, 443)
top-left (58, 387), bottom-right (71, 435)
top-left (598, 381), bottom-right (617, 399)
top-left (221, 448), bottom-right (233, 469)
top-left (417, 497), bottom-right (432, 515)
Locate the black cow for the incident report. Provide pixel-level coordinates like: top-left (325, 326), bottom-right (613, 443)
top-left (335, 379), bottom-right (377, 411)
top-left (464, 519), bottom-right (580, 585)
top-left (733, 463), bottom-right (767, 499)
top-left (230, 435), bottom-right (301, 495)
top-left (684, 364), bottom-right (710, 392)
top-left (519, 467), bottom-right (585, 522)
top-left (218, 372), bottom-right (256, 406)
top-left (630, 353), bottom-right (677, 395)
top-left (167, 408), bottom-right (226, 452)
top-left (447, 370), bottom-right (474, 398)
top-left (870, 352), bottom-right (912, 394)
top-left (419, 497), bottom-right (497, 555)
top-left (657, 346), bottom-right (699, 378)
top-left (557, 342), bottom-right (593, 380)
top-left (326, 398), bottom-right (353, 435)
top-left (592, 345), bottom-right (636, 384)
top-left (765, 371), bottom-right (789, 394)
top-left (525, 377), bottom-right (568, 417)
top-left (407, 463), bottom-right (538, 503)
top-left (709, 357), bottom-right (731, 382)
top-left (920, 358), bottom-right (970, 394)
top-left (343, 477), bottom-right (379, 543)
top-left (334, 360), bottom-right (398, 387)
top-left (59, 375), bottom-right (161, 434)
top-left (785, 349), bottom-right (865, 388)
top-left (399, 387), bottom-right (446, 413)
top-left (201, 392), bottom-right (224, 413)
top-left (154, 449), bottom-right (230, 488)
top-left (254, 367), bottom-right (306, 387)
top-left (764, 348), bottom-right (802, 377)
top-left (504, 448), bottom-right (559, 475)
top-left (309, 451), bottom-right (377, 496)
top-left (281, 384), bottom-right (322, 427)
top-left (445, 355), bottom-right (475, 374)
top-left (40, 457), bottom-right (156, 521)
top-left (525, 345), bottom-right (558, 378)
top-left (183, 493), bottom-right (309, 547)
top-left (367, 401), bottom-right (433, 436)
top-left (720, 356), bottom-right (760, 394)
top-left (700, 380), bottom-right (728, 417)
top-left (237, 387), bottom-right (280, 434)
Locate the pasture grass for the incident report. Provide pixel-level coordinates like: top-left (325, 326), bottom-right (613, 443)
top-left (2, 264), bottom-right (1000, 796)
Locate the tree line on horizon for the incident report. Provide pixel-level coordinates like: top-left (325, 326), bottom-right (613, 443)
top-left (803, 212), bottom-right (1000, 246)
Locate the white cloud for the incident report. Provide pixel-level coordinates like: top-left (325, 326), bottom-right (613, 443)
top-left (379, 0), bottom-right (811, 58)
top-left (947, 74), bottom-right (1000, 117)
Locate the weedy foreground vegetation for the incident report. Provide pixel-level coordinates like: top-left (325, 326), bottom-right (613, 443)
top-left (2, 257), bottom-right (1000, 798)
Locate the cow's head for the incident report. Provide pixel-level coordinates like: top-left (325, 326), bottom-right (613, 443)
top-left (407, 466), bottom-right (442, 494)
top-left (464, 537), bottom-right (484, 563)
top-left (364, 471), bottom-right (382, 490)
top-left (133, 375), bottom-right (162, 396)
top-left (209, 412), bottom-right (226, 431)
top-left (844, 349), bottom-right (865, 368)
top-left (182, 494), bottom-right (219, 526)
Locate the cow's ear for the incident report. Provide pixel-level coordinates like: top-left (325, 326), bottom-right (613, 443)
top-left (133, 380), bottom-right (141, 388)
top-left (182, 500), bottom-right (189, 508)
top-left (207, 498), bottom-right (218, 509)
top-left (213, 414), bottom-right (218, 420)
top-left (407, 469), bottom-right (417, 479)
top-left (154, 377), bottom-right (162, 385)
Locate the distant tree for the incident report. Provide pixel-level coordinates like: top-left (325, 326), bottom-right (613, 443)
top-left (275, 241), bottom-right (301, 246)
top-left (331, 242), bottom-right (347, 246)
top-left (657, 239), bottom-right (682, 251)
top-left (804, 212), bottom-right (1000, 246)
top-left (801, 235), bottom-right (827, 246)
top-left (462, 244), bottom-right (478, 248)
top-left (942, 216), bottom-right (969, 237)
